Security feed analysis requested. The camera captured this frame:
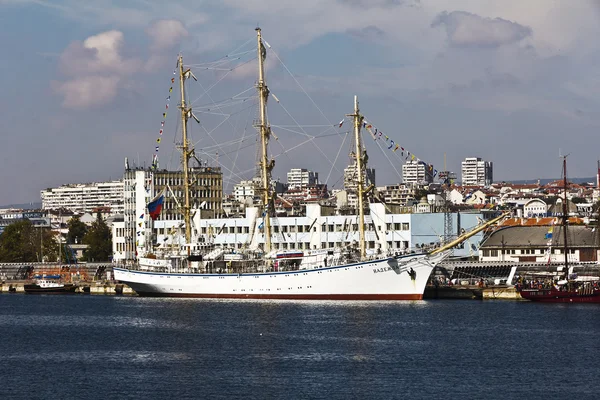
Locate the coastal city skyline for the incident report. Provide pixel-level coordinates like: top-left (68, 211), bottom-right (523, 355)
top-left (2, 1), bottom-right (600, 206)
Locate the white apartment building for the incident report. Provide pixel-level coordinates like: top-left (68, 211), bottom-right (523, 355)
top-left (286, 168), bottom-right (318, 190)
top-left (233, 180), bottom-right (258, 202)
top-left (461, 157), bottom-right (493, 186)
top-left (402, 161), bottom-right (434, 184)
top-left (41, 181), bottom-right (124, 214)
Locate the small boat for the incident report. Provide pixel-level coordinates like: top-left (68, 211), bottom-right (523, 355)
top-left (24, 278), bottom-right (77, 294)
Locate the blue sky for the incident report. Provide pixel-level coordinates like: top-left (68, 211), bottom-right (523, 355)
top-left (2, 0), bottom-right (600, 205)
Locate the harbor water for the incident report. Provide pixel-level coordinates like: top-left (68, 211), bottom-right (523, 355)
top-left (0, 295), bottom-right (599, 399)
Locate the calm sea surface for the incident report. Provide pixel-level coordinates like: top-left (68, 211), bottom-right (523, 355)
top-left (0, 295), bottom-right (599, 400)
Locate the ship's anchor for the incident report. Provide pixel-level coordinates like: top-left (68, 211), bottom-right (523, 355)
top-left (408, 267), bottom-right (416, 281)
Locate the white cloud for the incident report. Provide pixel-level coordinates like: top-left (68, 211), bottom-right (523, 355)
top-left (431, 11), bottom-right (532, 48)
top-left (144, 19), bottom-right (189, 71)
top-left (59, 30), bottom-right (139, 76)
top-left (53, 75), bottom-right (120, 109)
top-left (146, 19), bottom-right (189, 51)
top-left (53, 30), bottom-right (140, 109)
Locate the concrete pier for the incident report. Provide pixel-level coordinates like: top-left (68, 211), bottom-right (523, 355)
top-left (1, 283), bottom-right (25, 293)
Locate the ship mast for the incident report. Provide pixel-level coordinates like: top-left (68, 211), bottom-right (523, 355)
top-left (347, 96), bottom-right (366, 259)
top-left (178, 54), bottom-right (192, 248)
top-left (256, 27), bottom-right (273, 254)
top-left (561, 155), bottom-right (569, 272)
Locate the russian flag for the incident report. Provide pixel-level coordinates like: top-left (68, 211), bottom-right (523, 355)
top-left (147, 188), bottom-right (166, 220)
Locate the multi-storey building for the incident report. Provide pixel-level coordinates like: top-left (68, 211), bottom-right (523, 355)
top-left (233, 180), bottom-right (258, 202)
top-left (0, 210), bottom-right (51, 235)
top-left (402, 161), bottom-right (434, 185)
top-left (343, 163), bottom-right (375, 209)
top-left (281, 184), bottom-right (328, 204)
top-left (41, 181), bottom-right (124, 214)
top-left (116, 166), bottom-right (223, 263)
top-left (286, 168), bottom-right (319, 190)
top-left (461, 157), bottom-right (493, 186)
top-left (377, 184), bottom-right (416, 206)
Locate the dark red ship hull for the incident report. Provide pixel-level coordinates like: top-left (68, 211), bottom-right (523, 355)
top-left (519, 288), bottom-right (600, 303)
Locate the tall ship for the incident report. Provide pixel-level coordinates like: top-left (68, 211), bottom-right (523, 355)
top-left (518, 156), bottom-right (600, 303)
top-left (114, 28), bottom-right (503, 300)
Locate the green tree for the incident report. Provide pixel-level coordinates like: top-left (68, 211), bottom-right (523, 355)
top-left (82, 213), bottom-right (112, 262)
top-left (0, 220), bottom-right (58, 262)
top-left (67, 216), bottom-right (88, 244)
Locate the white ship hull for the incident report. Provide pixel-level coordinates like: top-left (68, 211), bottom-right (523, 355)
top-left (113, 252), bottom-right (448, 300)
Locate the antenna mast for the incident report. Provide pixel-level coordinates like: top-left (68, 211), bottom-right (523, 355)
top-left (255, 27), bottom-right (273, 254)
top-left (347, 96), bottom-right (366, 259)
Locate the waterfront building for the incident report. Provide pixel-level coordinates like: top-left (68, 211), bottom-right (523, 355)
top-left (479, 225), bottom-right (598, 263)
top-left (41, 181), bottom-right (124, 215)
top-left (461, 157), bottom-right (493, 186)
top-left (115, 166), bottom-right (223, 263)
top-left (402, 160), bottom-right (434, 185)
top-left (112, 200), bottom-right (484, 262)
top-left (286, 168), bottom-right (319, 190)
